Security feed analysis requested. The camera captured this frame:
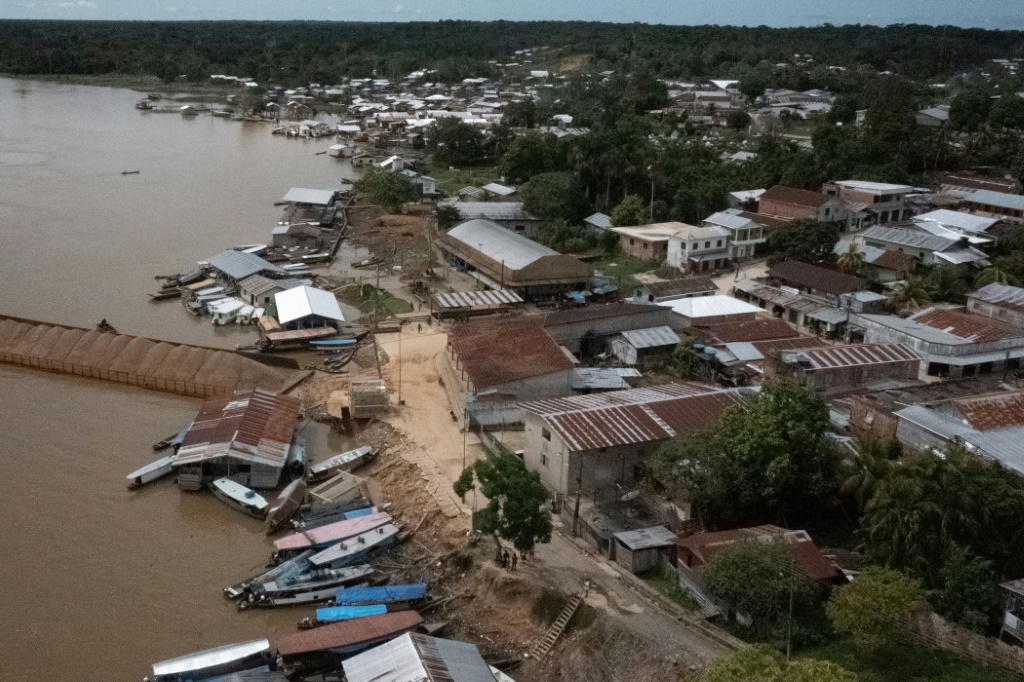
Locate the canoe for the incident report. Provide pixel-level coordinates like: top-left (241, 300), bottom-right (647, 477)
top-left (265, 479), bottom-right (308, 533)
top-left (126, 454), bottom-right (177, 488)
top-left (210, 478), bottom-right (269, 518)
top-left (150, 639), bottom-right (270, 682)
top-left (315, 604), bottom-right (387, 622)
top-left (308, 338), bottom-right (357, 347)
top-left (308, 446), bottom-right (374, 481)
top-left (274, 511), bottom-right (392, 554)
top-left (309, 523), bottom-right (401, 568)
top-left (258, 564), bottom-right (375, 598)
top-left (225, 550), bottom-right (314, 599)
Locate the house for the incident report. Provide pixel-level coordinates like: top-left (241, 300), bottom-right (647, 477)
top-left (943, 187), bottom-right (1024, 222)
top-left (400, 170), bottom-right (438, 197)
top-left (274, 285), bottom-right (345, 330)
top-left (732, 279), bottom-right (850, 339)
top-left (570, 367), bottom-right (642, 393)
top-left (584, 212), bottom-right (613, 230)
top-left (206, 249), bottom-right (286, 285)
top-left (281, 187), bottom-right (340, 210)
top-left (727, 188), bottom-right (766, 211)
top-left (916, 106), bottom-right (950, 127)
top-left (613, 526), bottom-right (678, 574)
top-left (657, 295), bottom-right (762, 329)
top-left (758, 185), bottom-right (847, 226)
top-left (676, 525), bottom-right (845, 614)
top-left (1000, 579), bottom-right (1024, 645)
top-left (610, 223), bottom-right (687, 261)
top-left (835, 242), bottom-right (918, 282)
top-left (520, 383), bottom-right (748, 498)
top-left (441, 317), bottom-right (574, 427)
top-left (172, 389), bottom-right (302, 490)
top-left (857, 225), bottom-right (989, 268)
top-left (343, 633), bottom-right (497, 682)
top-left (439, 219), bottom-right (593, 299)
top-left (968, 283), bottom-right (1024, 328)
top-left (764, 343), bottom-right (921, 395)
top-left (452, 202), bottom-right (543, 237)
top-left (823, 180), bottom-right (914, 226)
top-left (692, 317), bottom-right (804, 345)
top-left (913, 209), bottom-right (1003, 238)
top-left (666, 223), bottom-right (732, 273)
top-left (766, 260), bottom-right (866, 304)
top-left (481, 182), bottom-right (516, 199)
top-left (851, 305), bottom-right (1024, 379)
top-left (701, 208), bottom-right (768, 260)
top-left (237, 275), bottom-right (308, 307)
top-left (271, 223), bottom-right (324, 249)
top-left (633, 277), bottom-right (717, 304)
top-left (542, 302), bottom-right (671, 354)
top-left (608, 326), bottom-right (680, 370)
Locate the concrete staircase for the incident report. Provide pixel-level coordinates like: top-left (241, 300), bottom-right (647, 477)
top-left (532, 591), bottom-right (584, 661)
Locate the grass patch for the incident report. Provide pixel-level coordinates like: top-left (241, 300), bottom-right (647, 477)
top-left (424, 164), bottom-right (501, 195)
top-left (592, 252), bottom-right (661, 290)
top-left (802, 639), bottom-right (1021, 682)
top-left (639, 564), bottom-right (699, 611)
top-left (338, 283), bottom-right (413, 318)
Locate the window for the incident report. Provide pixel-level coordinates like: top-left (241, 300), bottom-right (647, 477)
top-left (629, 239), bottom-right (635, 246)
top-left (515, 225), bottom-right (525, 233)
top-left (648, 295), bottom-right (654, 302)
top-left (541, 428), bottom-right (551, 442)
top-left (643, 242), bottom-right (649, 249)
top-left (825, 208), bottom-right (830, 217)
top-left (704, 241), bottom-right (711, 249)
top-left (716, 240), bottom-right (723, 247)
top-left (541, 453), bottom-right (548, 467)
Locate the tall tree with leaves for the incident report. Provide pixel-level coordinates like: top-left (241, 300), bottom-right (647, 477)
top-left (519, 171), bottom-right (590, 224)
top-left (426, 117), bottom-right (485, 166)
top-left (700, 645), bottom-right (861, 682)
top-left (827, 568), bottom-right (922, 656)
top-left (765, 221), bottom-right (840, 266)
top-left (836, 242), bottom-right (866, 275)
top-left (457, 451), bottom-right (552, 552)
top-left (611, 194), bottom-right (648, 226)
top-left (355, 168), bottom-right (414, 212)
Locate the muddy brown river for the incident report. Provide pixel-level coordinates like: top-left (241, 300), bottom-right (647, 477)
top-left (0, 78), bottom-right (358, 680)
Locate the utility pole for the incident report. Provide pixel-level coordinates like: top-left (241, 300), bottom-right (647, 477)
top-left (786, 554), bottom-right (795, 663)
top-left (648, 165), bottom-right (655, 223)
top-left (463, 406), bottom-right (468, 470)
top-left (572, 456), bottom-right (583, 538)
top-left (397, 324), bottom-right (403, 405)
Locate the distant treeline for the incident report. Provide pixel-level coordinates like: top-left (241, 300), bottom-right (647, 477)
top-left (0, 20), bottom-right (1022, 85)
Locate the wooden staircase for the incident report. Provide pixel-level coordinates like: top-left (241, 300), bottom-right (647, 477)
top-left (531, 591), bottom-right (584, 661)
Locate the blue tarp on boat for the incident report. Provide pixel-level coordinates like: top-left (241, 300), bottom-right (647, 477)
top-left (343, 507), bottom-right (375, 519)
top-left (335, 584), bottom-right (427, 605)
top-left (309, 339), bottom-right (357, 346)
top-left (316, 604), bottom-right (388, 621)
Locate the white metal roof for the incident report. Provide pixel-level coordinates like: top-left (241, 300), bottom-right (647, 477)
top-left (659, 295), bottom-right (762, 319)
top-left (703, 209), bottom-right (759, 231)
top-left (860, 225), bottom-right (957, 252)
top-left (947, 188), bottom-right (1024, 212)
top-left (151, 640), bottom-right (269, 678)
top-left (446, 219), bottom-right (555, 270)
top-left (729, 188), bottom-right (766, 201)
top-left (614, 525), bottom-right (678, 550)
top-left (571, 367), bottom-right (641, 391)
top-left (282, 188), bottom-right (336, 205)
top-left (914, 209), bottom-right (1000, 234)
top-left (482, 182), bottom-right (516, 196)
top-left (834, 180), bottom-right (914, 193)
top-left (584, 212), bottom-right (613, 229)
top-left (343, 633), bottom-right (496, 682)
top-left (619, 326), bottom-right (680, 349)
top-left (275, 286), bottom-right (345, 325)
top-left (455, 202), bottom-right (535, 221)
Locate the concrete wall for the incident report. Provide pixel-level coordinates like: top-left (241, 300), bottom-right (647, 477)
top-left (896, 417), bottom-right (950, 452)
top-left (913, 610), bottom-right (1024, 676)
top-left (766, 356), bottom-right (921, 394)
top-left (545, 308), bottom-right (671, 353)
top-left (618, 234), bottom-right (668, 260)
top-left (848, 396), bottom-right (900, 441)
top-left (967, 297), bottom-right (1024, 329)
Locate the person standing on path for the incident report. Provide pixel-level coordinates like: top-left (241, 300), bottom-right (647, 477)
top-left (511, 553), bottom-right (518, 572)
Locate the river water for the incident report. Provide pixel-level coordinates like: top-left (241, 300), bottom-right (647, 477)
top-left (0, 78), bottom-right (357, 680)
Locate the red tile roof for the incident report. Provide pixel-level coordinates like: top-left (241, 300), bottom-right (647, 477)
top-left (693, 318), bottom-right (801, 344)
top-left (761, 185), bottom-right (832, 209)
top-left (911, 307), bottom-right (1024, 344)
top-left (768, 260), bottom-right (865, 296)
top-left (954, 391), bottom-right (1024, 431)
top-left (872, 249), bottom-right (918, 272)
top-left (449, 317), bottom-right (573, 390)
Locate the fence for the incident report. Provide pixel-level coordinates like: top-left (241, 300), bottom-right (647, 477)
top-left (912, 610), bottom-right (1024, 675)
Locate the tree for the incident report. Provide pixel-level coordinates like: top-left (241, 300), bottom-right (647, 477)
top-left (453, 468), bottom-right (474, 502)
top-left (885, 276), bottom-right (931, 312)
top-left (765, 221), bottom-right (840, 266)
top-left (727, 111), bottom-right (752, 130)
top-left (703, 540), bottom-right (816, 634)
top-left (426, 117), bottom-right (485, 166)
top-left (928, 544), bottom-right (999, 633)
top-left (502, 98), bottom-right (540, 128)
top-left (975, 262), bottom-right (1022, 288)
top-left (611, 194), bottom-right (647, 227)
top-left (355, 168), bottom-right (414, 212)
top-left (700, 645), bottom-right (861, 682)
top-left (436, 204), bottom-right (463, 230)
top-left (498, 132), bottom-right (567, 183)
top-left (519, 171), bottom-right (590, 224)
top-left (989, 94), bottom-right (1024, 130)
top-left (826, 568), bottom-right (922, 655)
top-left (653, 381), bottom-right (838, 525)
top-left (839, 436), bottom-right (901, 513)
top-left (457, 451), bottom-right (552, 552)
top-left (836, 242), bottom-right (865, 275)
top-left (949, 92), bottom-right (992, 132)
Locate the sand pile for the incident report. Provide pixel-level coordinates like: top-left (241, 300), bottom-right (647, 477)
top-left (0, 318), bottom-right (304, 396)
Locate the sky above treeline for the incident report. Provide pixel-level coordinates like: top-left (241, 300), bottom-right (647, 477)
top-left (0, 0), bottom-right (1021, 30)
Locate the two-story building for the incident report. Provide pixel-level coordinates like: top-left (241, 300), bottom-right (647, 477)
top-left (967, 283), bottom-right (1024, 328)
top-left (609, 223), bottom-right (686, 261)
top-left (666, 224), bottom-right (731, 273)
top-left (758, 185), bottom-right (848, 226)
top-left (701, 209), bottom-right (768, 260)
top-left (857, 225), bottom-right (989, 268)
top-left (823, 180), bottom-right (914, 226)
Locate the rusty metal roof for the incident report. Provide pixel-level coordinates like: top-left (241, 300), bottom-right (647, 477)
top-left (954, 391), bottom-right (1024, 432)
top-left (521, 383), bottom-right (748, 451)
top-left (911, 306), bottom-right (1024, 344)
top-left (693, 317), bottom-right (800, 344)
top-left (448, 318), bottom-right (572, 390)
top-left (542, 302), bottom-right (666, 326)
top-left (768, 260), bottom-right (865, 296)
top-left (761, 185), bottom-right (832, 208)
top-left (272, 611), bottom-right (423, 658)
top-left (175, 389), bottom-right (301, 468)
top-left (643, 277), bottom-right (717, 298)
top-left (969, 283), bottom-right (1024, 314)
top-left (781, 343), bottom-right (920, 370)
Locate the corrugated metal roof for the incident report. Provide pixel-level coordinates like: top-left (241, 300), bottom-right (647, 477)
top-left (946, 187), bottom-right (1024, 212)
top-left (208, 250), bottom-right (285, 280)
top-left (695, 317), bottom-right (801, 344)
top-left (894, 404), bottom-right (974, 439)
top-left (659, 296), bottom-right (762, 319)
top-left (152, 640), bottom-right (270, 678)
top-left (914, 209), bottom-right (1000, 234)
top-left (454, 202), bottom-right (536, 222)
top-left (643, 277), bottom-right (717, 298)
top-left (861, 225), bottom-right (958, 252)
top-left (911, 306), bottom-right (1024, 343)
top-left (571, 367), bottom-right (640, 390)
top-left (969, 283), bottom-right (1024, 313)
top-left (343, 633), bottom-right (496, 682)
top-left (449, 318), bottom-right (573, 390)
top-left (239, 275), bottom-right (309, 298)
top-left (174, 390), bottom-right (301, 468)
top-left (962, 427), bottom-right (1024, 476)
top-left (482, 182), bottom-right (516, 196)
top-left (521, 383), bottom-right (747, 451)
top-left (273, 611), bottom-right (423, 658)
top-left (954, 391), bottom-right (1024, 431)
top-left (433, 289), bottom-right (523, 309)
top-left (335, 584), bottom-right (427, 605)
top-left (275, 286), bottom-right (345, 325)
top-left (783, 343), bottom-right (920, 369)
top-left (274, 511), bottom-right (392, 551)
top-left (619, 326), bottom-right (680, 349)
top-left (703, 209), bottom-right (759, 231)
top-left (767, 260), bottom-right (865, 296)
top-left (761, 185), bottom-right (831, 208)
top-left (584, 212), bottom-right (613, 229)
top-left (722, 341), bottom-right (764, 363)
top-left (614, 525), bottom-right (677, 550)
top-left (833, 180), bottom-right (913, 193)
top-left (446, 219), bottom-right (554, 270)
top-left (283, 188), bottom-right (336, 205)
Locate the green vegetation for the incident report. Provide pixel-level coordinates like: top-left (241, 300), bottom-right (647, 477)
top-left (826, 568), bottom-right (922, 655)
top-left (354, 168), bottom-right (415, 212)
top-left (765, 221), bottom-right (840, 267)
top-left (338, 283), bottom-right (413, 317)
top-left (700, 645), bottom-right (861, 682)
top-left (593, 253), bottom-right (660, 290)
top-left (640, 564), bottom-right (700, 611)
top-left (804, 640), bottom-right (1022, 682)
top-left (519, 171), bottom-right (590, 224)
top-left (425, 117), bottom-right (486, 166)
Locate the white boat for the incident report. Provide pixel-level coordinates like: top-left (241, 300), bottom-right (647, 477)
top-left (328, 143), bottom-right (352, 158)
top-left (210, 299), bottom-right (246, 325)
top-left (210, 478), bottom-right (269, 518)
top-left (150, 639), bottom-right (270, 681)
top-left (309, 523), bottom-right (401, 567)
top-left (235, 304), bottom-right (256, 324)
top-left (308, 446), bottom-right (374, 481)
top-left (126, 454), bottom-right (177, 488)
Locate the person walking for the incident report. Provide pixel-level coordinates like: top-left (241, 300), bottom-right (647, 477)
top-left (511, 553), bottom-right (518, 572)
top-left (501, 550), bottom-right (510, 570)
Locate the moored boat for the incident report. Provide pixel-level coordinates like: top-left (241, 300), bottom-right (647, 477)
top-left (272, 610), bottom-right (423, 662)
top-left (265, 478), bottom-right (308, 533)
top-left (307, 446), bottom-right (374, 481)
top-left (274, 511), bottom-right (392, 555)
top-left (308, 523), bottom-right (401, 568)
top-left (315, 604), bottom-right (387, 623)
top-left (126, 454), bottom-right (177, 488)
top-left (210, 478), bottom-right (269, 518)
top-left (149, 639), bottom-right (270, 682)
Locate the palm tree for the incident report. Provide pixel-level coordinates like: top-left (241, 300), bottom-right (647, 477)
top-left (886, 276), bottom-right (932, 313)
top-left (837, 242), bottom-right (866, 275)
top-left (840, 436), bottom-right (900, 512)
top-left (975, 260), bottom-right (1022, 288)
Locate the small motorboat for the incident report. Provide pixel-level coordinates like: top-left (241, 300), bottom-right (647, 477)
top-left (307, 446), bottom-right (374, 481)
top-left (265, 478), bottom-right (308, 533)
top-left (126, 454), bottom-right (177, 488)
top-left (210, 478), bottom-right (268, 518)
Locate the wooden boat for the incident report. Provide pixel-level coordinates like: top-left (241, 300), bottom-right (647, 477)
top-left (212, 109), bottom-right (231, 117)
top-left (308, 446), bottom-right (374, 481)
top-left (258, 565), bottom-right (375, 598)
top-left (150, 639), bottom-right (270, 682)
top-left (334, 583), bottom-right (426, 607)
top-left (225, 550), bottom-right (314, 599)
top-left (265, 479), bottom-right (308, 533)
top-left (274, 511), bottom-right (392, 555)
top-left (126, 454), bottom-right (177, 488)
top-left (272, 611), bottom-right (423, 661)
top-left (148, 289), bottom-right (181, 302)
top-left (253, 587), bottom-right (340, 608)
top-left (135, 100), bottom-right (152, 110)
top-left (308, 523), bottom-right (401, 568)
top-left (121, 170), bottom-right (141, 175)
top-left (351, 257), bottom-right (384, 269)
top-left (210, 478), bottom-right (268, 518)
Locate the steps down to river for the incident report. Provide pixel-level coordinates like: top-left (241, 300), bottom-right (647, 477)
top-left (0, 315), bottom-right (307, 398)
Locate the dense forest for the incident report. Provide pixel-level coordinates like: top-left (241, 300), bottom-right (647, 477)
top-left (0, 20), bottom-right (1023, 84)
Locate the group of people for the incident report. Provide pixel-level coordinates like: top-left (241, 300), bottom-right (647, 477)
top-left (498, 547), bottom-right (532, 571)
